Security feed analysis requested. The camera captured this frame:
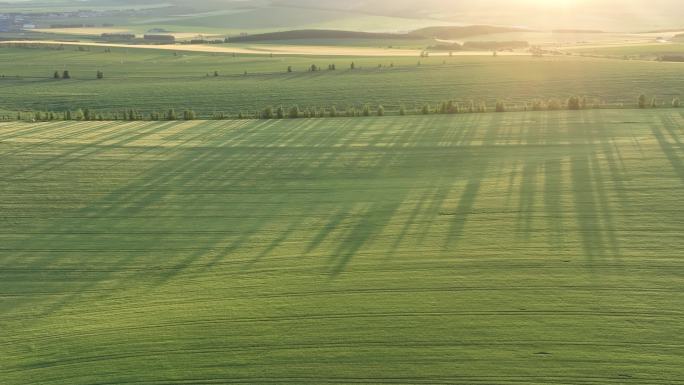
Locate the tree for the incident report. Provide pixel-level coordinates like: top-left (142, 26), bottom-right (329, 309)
top-left (96, 70), bottom-right (104, 79)
top-left (310, 64), bottom-right (318, 72)
top-left (62, 70), bottom-right (70, 79)
top-left (83, 108), bottom-right (91, 121)
top-left (288, 106), bottom-right (300, 119)
top-left (547, 99), bottom-right (561, 110)
top-left (478, 101), bottom-right (487, 113)
top-left (74, 108), bottom-right (84, 120)
top-left (567, 96), bottom-right (580, 110)
top-left (495, 101), bottom-right (505, 112)
top-left (377, 105), bottom-right (385, 116)
top-left (287, 66), bottom-right (292, 73)
top-left (262, 106), bottom-right (274, 119)
top-left (531, 100), bottom-right (545, 111)
top-left (329, 106), bottom-right (337, 117)
top-left (53, 71), bottom-right (60, 79)
top-left (421, 104), bottom-right (430, 115)
top-left (673, 97), bottom-right (681, 108)
top-left (276, 106), bottom-right (285, 119)
top-left (350, 62), bottom-right (355, 70)
top-left (650, 97), bottom-right (657, 108)
top-left (362, 104), bottom-right (371, 117)
top-left (399, 105), bottom-right (406, 116)
top-left (167, 109), bottom-right (177, 120)
top-left (214, 71), bottom-right (219, 77)
top-left (183, 110), bottom-right (196, 120)
top-left (65, 110), bottom-right (72, 120)
top-left (638, 94), bottom-right (647, 109)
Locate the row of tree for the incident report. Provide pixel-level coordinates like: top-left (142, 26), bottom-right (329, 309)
top-left (639, 94), bottom-right (680, 108)
top-left (52, 71), bottom-right (104, 79)
top-left (12, 96), bottom-right (682, 122)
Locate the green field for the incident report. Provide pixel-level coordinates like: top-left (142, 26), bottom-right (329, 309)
top-left (0, 46), bottom-right (682, 116)
top-left (1, 109), bottom-right (683, 384)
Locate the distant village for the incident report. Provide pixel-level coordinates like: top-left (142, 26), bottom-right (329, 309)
top-left (0, 9), bottom-right (145, 33)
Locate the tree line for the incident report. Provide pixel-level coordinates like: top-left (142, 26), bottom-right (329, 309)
top-left (8, 95), bottom-right (681, 122)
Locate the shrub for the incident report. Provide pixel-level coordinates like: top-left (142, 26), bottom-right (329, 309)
top-left (421, 104), bottom-right (430, 115)
top-left (62, 70), bottom-right (70, 79)
top-left (673, 97), bottom-right (681, 108)
top-left (377, 105), bottom-right (385, 116)
top-left (53, 71), bottom-right (60, 79)
top-left (399, 105), bottom-right (406, 116)
top-left (478, 102), bottom-right (487, 113)
top-left (276, 106), bottom-right (285, 119)
top-left (329, 106), bottom-right (337, 117)
top-left (183, 110), bottom-right (196, 120)
top-left (287, 66), bottom-right (292, 73)
top-left (651, 97), bottom-right (657, 108)
top-left (167, 109), bottom-right (177, 120)
top-left (495, 101), bottom-right (505, 112)
top-left (96, 70), bottom-right (104, 79)
top-left (638, 94), bottom-right (647, 108)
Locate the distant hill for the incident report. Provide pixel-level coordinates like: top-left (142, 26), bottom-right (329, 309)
top-left (552, 29), bottom-right (606, 34)
top-left (226, 25), bottom-right (525, 43)
top-left (409, 25), bottom-right (527, 39)
top-left (226, 29), bottom-right (421, 42)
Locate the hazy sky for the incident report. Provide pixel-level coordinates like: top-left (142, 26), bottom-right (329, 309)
top-left (280, 0), bottom-right (684, 30)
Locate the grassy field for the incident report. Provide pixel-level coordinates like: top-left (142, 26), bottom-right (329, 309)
top-left (1, 109), bottom-right (683, 384)
top-left (0, 46), bottom-right (682, 116)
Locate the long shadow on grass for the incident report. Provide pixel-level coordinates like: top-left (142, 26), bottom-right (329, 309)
top-left (441, 113), bottom-right (501, 248)
top-left (652, 112), bottom-right (684, 185)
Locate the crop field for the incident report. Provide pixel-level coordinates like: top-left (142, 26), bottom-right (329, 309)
top-left (570, 43), bottom-right (684, 58)
top-left (1, 109), bottom-right (683, 384)
top-left (0, 46), bottom-right (682, 116)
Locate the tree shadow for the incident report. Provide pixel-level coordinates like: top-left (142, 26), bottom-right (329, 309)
top-left (652, 112), bottom-right (684, 185)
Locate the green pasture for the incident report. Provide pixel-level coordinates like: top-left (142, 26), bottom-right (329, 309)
top-left (1, 109), bottom-right (683, 384)
top-left (0, 46), bottom-right (682, 115)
